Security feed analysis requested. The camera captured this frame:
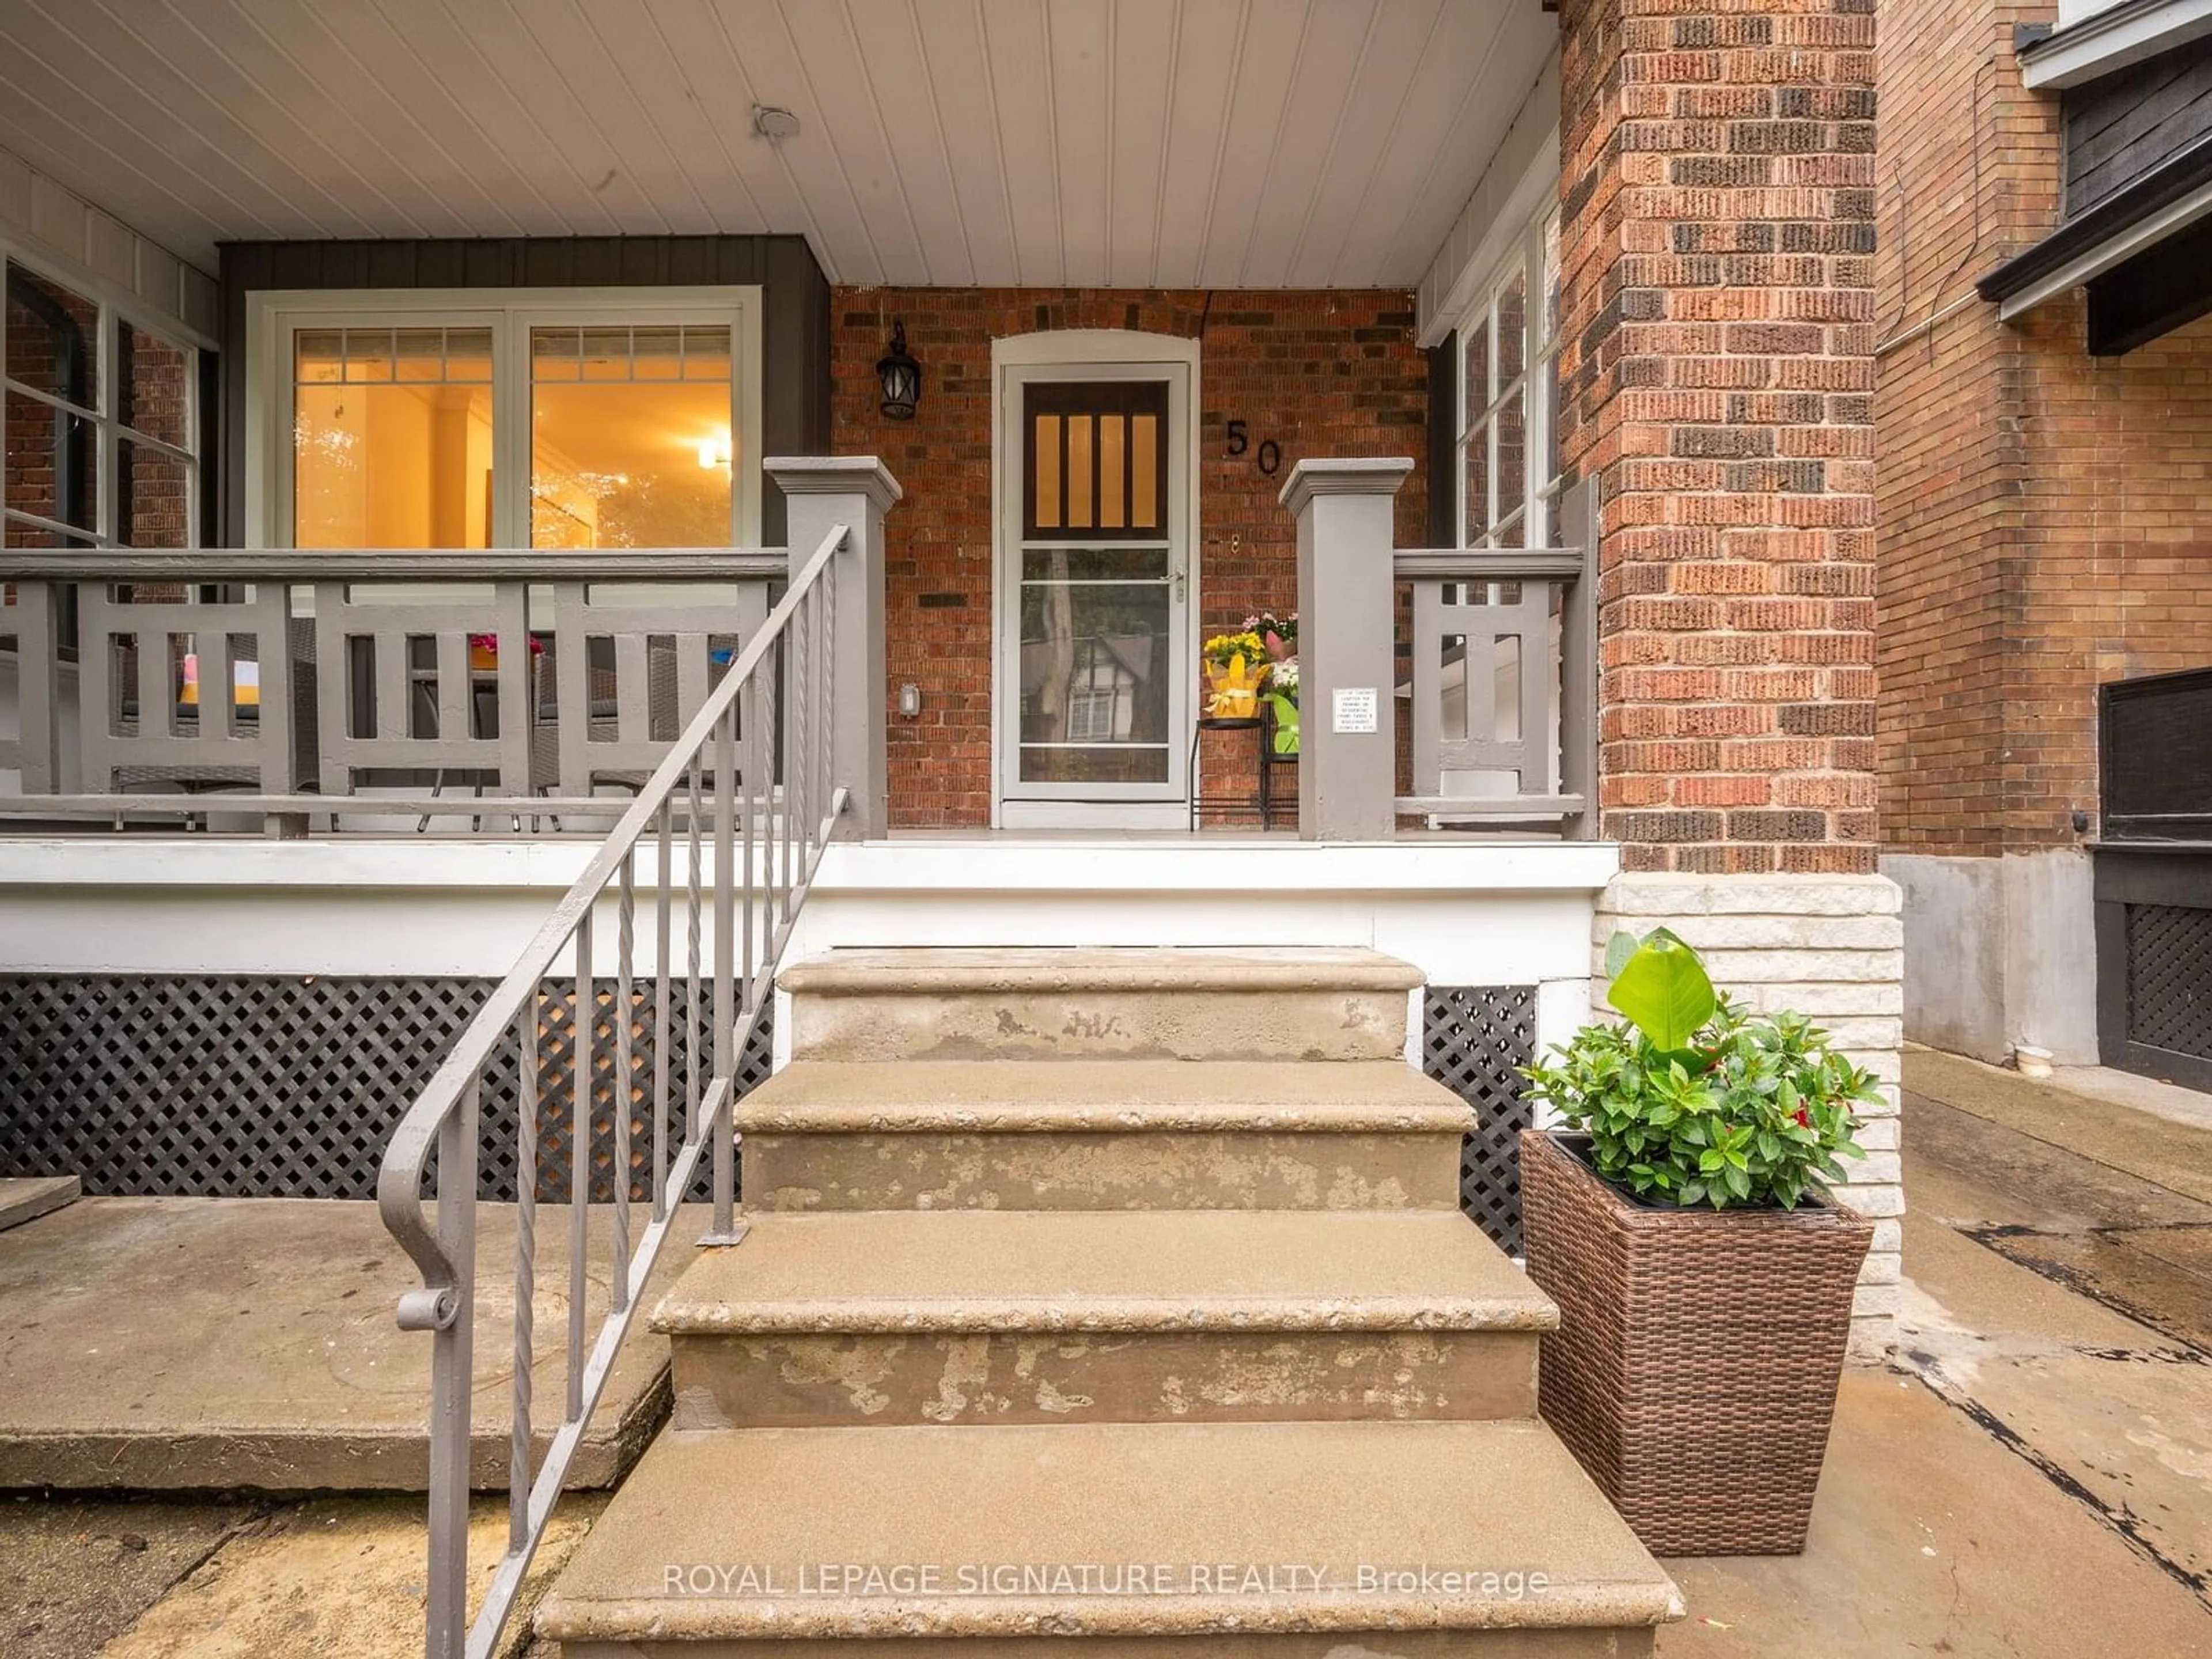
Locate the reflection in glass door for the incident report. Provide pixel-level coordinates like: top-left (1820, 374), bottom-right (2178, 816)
top-left (1006, 374), bottom-right (1187, 808)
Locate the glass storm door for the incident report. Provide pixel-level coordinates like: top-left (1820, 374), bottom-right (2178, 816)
top-left (1000, 368), bottom-right (1190, 815)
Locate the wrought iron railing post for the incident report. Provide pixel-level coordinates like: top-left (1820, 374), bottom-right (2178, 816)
top-left (704, 703), bottom-right (740, 1244)
top-left (423, 1078), bottom-right (479, 1659)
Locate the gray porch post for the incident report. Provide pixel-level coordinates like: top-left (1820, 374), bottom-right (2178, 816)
top-left (765, 457), bottom-right (901, 841)
top-left (4, 582), bottom-right (59, 793)
top-left (1281, 458), bottom-right (1411, 841)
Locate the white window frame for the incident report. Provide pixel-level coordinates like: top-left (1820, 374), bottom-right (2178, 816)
top-left (1455, 206), bottom-right (1563, 550)
top-left (243, 286), bottom-right (765, 550)
top-left (1, 240), bottom-right (210, 552)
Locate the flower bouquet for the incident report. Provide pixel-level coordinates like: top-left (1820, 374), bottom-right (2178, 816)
top-left (1202, 629), bottom-right (1269, 718)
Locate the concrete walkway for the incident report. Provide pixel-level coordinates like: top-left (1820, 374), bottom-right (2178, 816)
top-left (0, 1198), bottom-right (688, 1491)
top-left (2, 1053), bottom-right (2207, 1657)
top-left (1658, 1048), bottom-right (2212, 1656)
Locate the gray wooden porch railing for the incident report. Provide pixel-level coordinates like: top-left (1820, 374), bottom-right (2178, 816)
top-left (0, 546), bottom-right (795, 828)
top-left (1282, 459), bottom-right (1599, 840)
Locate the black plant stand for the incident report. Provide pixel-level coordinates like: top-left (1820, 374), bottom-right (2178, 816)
top-left (1188, 715), bottom-right (1264, 831)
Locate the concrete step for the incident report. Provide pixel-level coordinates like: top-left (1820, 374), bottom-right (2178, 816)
top-left (0, 1175), bottom-right (79, 1233)
top-left (535, 1418), bottom-right (1681, 1655)
top-left (738, 1058), bottom-right (1472, 1210)
top-left (655, 1209), bottom-right (1553, 1427)
top-left (781, 946), bottom-right (1423, 1063)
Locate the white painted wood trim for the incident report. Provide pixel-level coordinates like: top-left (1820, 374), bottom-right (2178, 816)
top-left (1429, 138), bottom-right (1562, 351)
top-left (991, 331), bottom-right (1203, 370)
top-left (0, 834), bottom-right (1622, 894)
top-left (0, 837), bottom-right (1619, 1007)
top-left (0, 147), bottom-right (217, 344)
top-left (2022, 0), bottom-right (2212, 89)
top-left (1994, 177), bottom-right (2212, 320)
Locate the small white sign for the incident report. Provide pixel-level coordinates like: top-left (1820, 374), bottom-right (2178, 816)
top-left (1332, 687), bottom-right (1379, 734)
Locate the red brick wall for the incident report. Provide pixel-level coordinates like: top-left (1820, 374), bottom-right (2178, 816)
top-left (116, 321), bottom-right (194, 550)
top-left (830, 289), bottom-right (1427, 828)
top-left (1876, 1), bottom-right (2212, 855)
top-left (1557, 0), bottom-right (1881, 874)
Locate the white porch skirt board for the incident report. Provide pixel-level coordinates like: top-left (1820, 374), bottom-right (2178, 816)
top-left (0, 836), bottom-right (1619, 1062)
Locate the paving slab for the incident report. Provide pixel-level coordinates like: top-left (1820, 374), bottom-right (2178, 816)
top-left (1656, 1367), bottom-right (2212, 1657)
top-left (1903, 1093), bottom-right (2212, 1232)
top-left (0, 1198), bottom-right (698, 1491)
top-left (1907, 1047), bottom-right (2212, 1208)
top-left (1896, 1176), bottom-right (2170, 1355)
top-left (0, 1176), bottom-right (81, 1233)
top-left (1974, 1224), bottom-right (2212, 1353)
top-left (95, 1492), bottom-right (603, 1659)
top-left (2047, 1062), bottom-right (2212, 1133)
top-left (1897, 1211), bottom-right (2212, 1596)
top-left (0, 1491), bottom-right (265, 1659)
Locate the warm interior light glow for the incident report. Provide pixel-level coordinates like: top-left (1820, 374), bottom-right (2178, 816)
top-left (697, 433), bottom-right (732, 469)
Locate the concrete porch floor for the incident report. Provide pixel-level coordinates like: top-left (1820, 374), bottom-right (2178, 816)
top-left (2, 1054), bottom-right (2207, 1657)
top-left (0, 1198), bottom-right (692, 1493)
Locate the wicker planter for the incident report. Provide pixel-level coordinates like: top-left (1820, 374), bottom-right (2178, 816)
top-left (1520, 1129), bottom-right (1871, 1555)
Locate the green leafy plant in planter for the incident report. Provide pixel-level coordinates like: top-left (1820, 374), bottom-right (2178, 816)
top-left (1521, 927), bottom-right (1879, 1210)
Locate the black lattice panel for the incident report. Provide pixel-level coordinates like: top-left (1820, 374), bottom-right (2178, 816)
top-left (2126, 904), bottom-right (2212, 1060)
top-left (1423, 985), bottom-right (1538, 1252)
top-left (0, 975), bottom-right (774, 1203)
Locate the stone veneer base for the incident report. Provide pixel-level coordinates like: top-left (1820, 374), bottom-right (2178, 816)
top-left (1592, 873), bottom-right (1905, 1359)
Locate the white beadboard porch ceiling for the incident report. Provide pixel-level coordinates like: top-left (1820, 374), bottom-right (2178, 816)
top-left (0, 0), bottom-right (1555, 289)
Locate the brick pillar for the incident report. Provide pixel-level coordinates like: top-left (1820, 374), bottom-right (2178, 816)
top-left (1557, 0), bottom-right (1900, 1354)
top-left (1558, 0), bottom-right (1878, 878)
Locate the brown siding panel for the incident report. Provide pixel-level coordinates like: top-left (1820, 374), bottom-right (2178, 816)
top-left (2066, 48), bottom-right (2212, 218)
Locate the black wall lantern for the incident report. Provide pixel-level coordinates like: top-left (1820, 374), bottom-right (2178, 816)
top-left (877, 320), bottom-right (921, 421)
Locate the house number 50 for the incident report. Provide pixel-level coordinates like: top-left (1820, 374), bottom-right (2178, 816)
top-left (1225, 421), bottom-right (1283, 476)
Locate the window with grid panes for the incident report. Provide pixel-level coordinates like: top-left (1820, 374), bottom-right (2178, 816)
top-left (3, 259), bottom-right (206, 555)
top-left (1457, 211), bottom-right (1564, 549)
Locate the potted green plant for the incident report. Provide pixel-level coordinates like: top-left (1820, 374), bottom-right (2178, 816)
top-left (1262, 657), bottom-right (1299, 755)
top-left (1518, 927), bottom-right (1880, 1555)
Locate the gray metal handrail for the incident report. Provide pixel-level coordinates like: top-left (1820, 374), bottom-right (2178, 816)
top-left (376, 522), bottom-right (849, 1659)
